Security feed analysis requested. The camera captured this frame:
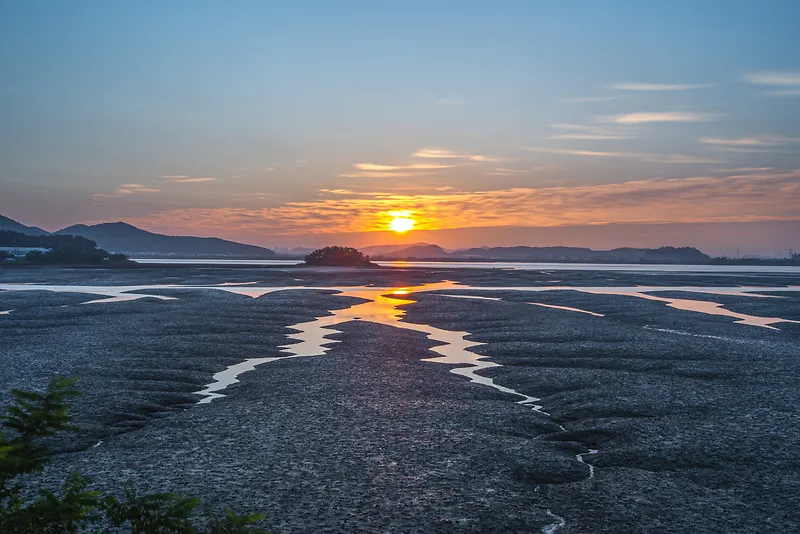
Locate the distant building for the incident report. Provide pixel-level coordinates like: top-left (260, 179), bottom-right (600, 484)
top-left (0, 246), bottom-right (51, 258)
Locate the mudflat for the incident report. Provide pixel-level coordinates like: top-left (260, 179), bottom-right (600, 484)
top-left (1, 265), bottom-right (798, 533)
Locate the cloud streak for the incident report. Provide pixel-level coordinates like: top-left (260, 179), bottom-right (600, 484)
top-left (164, 176), bottom-right (217, 183)
top-left (607, 83), bottom-right (711, 91)
top-left (744, 71), bottom-right (800, 97)
top-left (94, 183), bottom-right (161, 199)
top-left (528, 147), bottom-right (722, 164)
top-left (698, 135), bottom-right (800, 147)
top-left (558, 95), bottom-right (627, 103)
top-left (598, 112), bottom-right (718, 124)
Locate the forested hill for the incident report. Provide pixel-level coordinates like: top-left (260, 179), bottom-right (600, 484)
top-left (0, 230), bottom-right (126, 263)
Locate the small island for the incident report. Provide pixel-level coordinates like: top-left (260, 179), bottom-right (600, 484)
top-left (304, 246), bottom-right (374, 267)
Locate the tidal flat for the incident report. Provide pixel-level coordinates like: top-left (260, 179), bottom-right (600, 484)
top-left (1, 265), bottom-right (799, 533)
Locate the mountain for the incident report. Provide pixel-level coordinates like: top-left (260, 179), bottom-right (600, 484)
top-left (374, 244), bottom-right (711, 264)
top-left (0, 215), bottom-right (47, 235)
top-left (56, 222), bottom-right (277, 258)
top-left (359, 243), bottom-right (437, 257)
top-left (373, 244), bottom-right (449, 259)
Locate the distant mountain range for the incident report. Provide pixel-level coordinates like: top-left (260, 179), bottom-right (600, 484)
top-left (1, 216), bottom-right (277, 258)
top-left (1, 215), bottom-right (714, 263)
top-left (369, 243), bottom-right (711, 264)
top-left (0, 215), bottom-right (48, 236)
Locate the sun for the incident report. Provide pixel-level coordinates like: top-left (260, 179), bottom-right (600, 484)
top-left (389, 214), bottom-right (414, 233)
top-left (390, 217), bottom-right (414, 233)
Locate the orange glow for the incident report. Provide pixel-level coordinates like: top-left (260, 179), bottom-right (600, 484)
top-left (392, 288), bottom-right (410, 295)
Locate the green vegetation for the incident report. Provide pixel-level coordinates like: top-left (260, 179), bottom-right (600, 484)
top-left (0, 377), bottom-right (268, 533)
top-left (304, 246), bottom-right (373, 267)
top-left (0, 230), bottom-right (128, 264)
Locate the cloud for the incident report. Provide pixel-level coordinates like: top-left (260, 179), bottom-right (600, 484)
top-left (164, 176), bottom-right (216, 183)
top-left (639, 154), bottom-right (723, 164)
top-left (354, 163), bottom-right (453, 171)
top-left (744, 71), bottom-right (800, 86)
top-left (94, 183), bottom-right (161, 199)
top-left (698, 135), bottom-right (800, 147)
top-left (607, 83), bottom-right (711, 91)
top-left (528, 147), bottom-right (722, 164)
top-left (434, 98), bottom-right (470, 106)
top-left (528, 147), bottom-right (635, 158)
top-left (744, 71), bottom-right (800, 97)
top-left (765, 89), bottom-right (800, 97)
top-left (558, 95), bottom-right (627, 103)
top-left (598, 112), bottom-right (719, 124)
top-left (412, 148), bottom-right (500, 161)
top-left (130, 169), bottom-right (800, 237)
top-left (711, 167), bottom-right (774, 174)
top-left (548, 133), bottom-right (631, 140)
top-left (117, 184), bottom-right (160, 193)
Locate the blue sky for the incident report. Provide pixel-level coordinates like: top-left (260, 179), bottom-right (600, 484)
top-left (1, 1), bottom-right (798, 249)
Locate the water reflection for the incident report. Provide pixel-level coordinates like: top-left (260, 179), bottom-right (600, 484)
top-left (276, 282), bottom-right (544, 409)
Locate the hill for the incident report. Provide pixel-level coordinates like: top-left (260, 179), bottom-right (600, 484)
top-left (0, 215), bottom-right (47, 235)
top-left (372, 244), bottom-right (449, 259)
top-left (359, 243), bottom-right (437, 257)
top-left (55, 222), bottom-right (277, 258)
top-left (376, 245), bottom-right (711, 264)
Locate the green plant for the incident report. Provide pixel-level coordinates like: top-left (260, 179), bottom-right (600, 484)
top-left (0, 377), bottom-right (268, 533)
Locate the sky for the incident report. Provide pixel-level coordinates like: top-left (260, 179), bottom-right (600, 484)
top-left (1, 0), bottom-right (799, 254)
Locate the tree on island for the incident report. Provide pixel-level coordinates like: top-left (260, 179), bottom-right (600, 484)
top-left (304, 246), bottom-right (373, 267)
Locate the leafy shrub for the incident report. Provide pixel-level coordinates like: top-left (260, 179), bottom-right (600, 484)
top-left (304, 246), bottom-right (372, 266)
top-left (0, 377), bottom-right (268, 533)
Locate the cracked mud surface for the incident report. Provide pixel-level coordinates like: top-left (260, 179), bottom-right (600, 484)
top-left (1, 265), bottom-right (798, 532)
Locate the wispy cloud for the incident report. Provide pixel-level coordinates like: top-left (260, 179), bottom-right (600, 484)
top-left (486, 167), bottom-right (534, 176)
top-left (607, 83), bottom-right (712, 91)
top-left (412, 148), bottom-right (500, 161)
top-left (548, 133), bottom-right (631, 140)
top-left (546, 122), bottom-right (632, 140)
top-left (434, 98), bottom-right (470, 106)
top-left (639, 154), bottom-right (723, 164)
top-left (598, 112), bottom-right (719, 124)
top-left (558, 95), bottom-right (627, 103)
top-left (354, 163), bottom-right (453, 171)
top-left (711, 167), bottom-right (774, 174)
top-left (164, 175), bottom-right (216, 183)
top-left (744, 71), bottom-right (800, 97)
top-left (94, 183), bottom-right (161, 199)
top-left (528, 147), bottom-right (722, 164)
top-left (528, 147), bottom-right (635, 158)
top-left (698, 135), bottom-right (800, 147)
top-left (341, 148), bottom-right (501, 178)
top-left (131, 170), bottom-right (800, 237)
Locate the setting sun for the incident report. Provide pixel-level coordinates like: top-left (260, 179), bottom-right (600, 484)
top-left (388, 210), bottom-right (415, 233)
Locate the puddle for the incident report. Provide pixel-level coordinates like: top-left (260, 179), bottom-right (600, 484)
top-left (0, 310), bottom-right (12, 315)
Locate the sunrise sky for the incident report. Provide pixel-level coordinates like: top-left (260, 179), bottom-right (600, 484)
top-left (1, 1), bottom-right (799, 253)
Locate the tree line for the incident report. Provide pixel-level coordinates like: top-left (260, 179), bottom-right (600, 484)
top-left (0, 231), bottom-right (127, 264)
